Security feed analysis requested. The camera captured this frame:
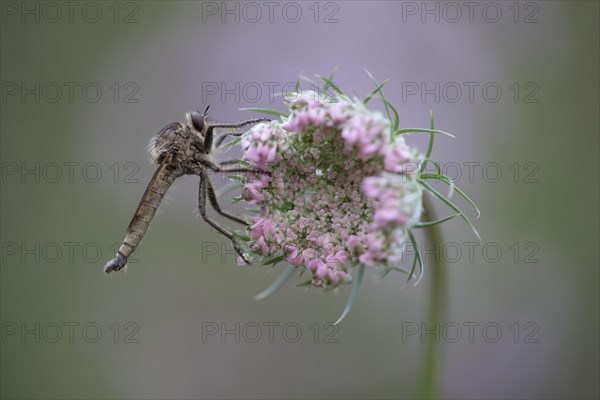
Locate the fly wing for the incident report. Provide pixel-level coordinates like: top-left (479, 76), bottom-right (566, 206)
top-left (147, 122), bottom-right (182, 163)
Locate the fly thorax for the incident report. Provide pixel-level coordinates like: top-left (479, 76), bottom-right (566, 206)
top-left (147, 122), bottom-right (205, 165)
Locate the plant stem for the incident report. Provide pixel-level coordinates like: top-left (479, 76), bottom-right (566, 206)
top-left (417, 193), bottom-right (447, 399)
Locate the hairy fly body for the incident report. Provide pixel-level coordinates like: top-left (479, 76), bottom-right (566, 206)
top-left (104, 107), bottom-right (269, 274)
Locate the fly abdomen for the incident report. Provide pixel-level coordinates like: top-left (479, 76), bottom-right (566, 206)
top-left (105, 165), bottom-right (181, 274)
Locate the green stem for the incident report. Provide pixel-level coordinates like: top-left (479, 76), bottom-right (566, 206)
top-left (417, 193), bottom-right (447, 399)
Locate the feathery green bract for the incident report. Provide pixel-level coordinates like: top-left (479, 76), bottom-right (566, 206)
top-left (421, 174), bottom-right (481, 218)
top-left (255, 265), bottom-right (298, 300)
top-left (239, 107), bottom-right (289, 118)
top-left (420, 109), bottom-right (436, 174)
top-left (407, 229), bottom-right (424, 285)
top-left (334, 264), bottom-right (366, 325)
top-left (380, 265), bottom-right (411, 279)
top-left (363, 79), bottom-right (390, 105)
top-left (261, 254), bottom-right (285, 266)
top-left (319, 75), bottom-right (344, 95)
top-left (413, 214), bottom-right (460, 228)
top-left (231, 230), bottom-right (250, 242)
top-left (421, 159), bottom-right (442, 176)
top-left (418, 180), bottom-right (481, 240)
top-left (365, 70), bottom-right (399, 134)
top-left (395, 128), bottom-right (455, 137)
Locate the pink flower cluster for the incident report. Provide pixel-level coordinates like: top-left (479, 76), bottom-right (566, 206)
top-left (359, 173), bottom-right (422, 267)
top-left (240, 122), bottom-right (288, 169)
top-left (237, 91), bottom-right (422, 288)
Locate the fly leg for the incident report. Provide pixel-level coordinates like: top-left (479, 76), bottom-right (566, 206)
top-left (210, 118), bottom-right (271, 149)
top-left (198, 173), bottom-right (249, 264)
top-left (205, 175), bottom-right (247, 226)
top-left (200, 159), bottom-right (271, 176)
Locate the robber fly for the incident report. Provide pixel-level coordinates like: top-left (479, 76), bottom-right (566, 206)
top-left (104, 106), bottom-right (269, 274)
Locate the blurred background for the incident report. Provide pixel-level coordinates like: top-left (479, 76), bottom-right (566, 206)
top-left (1, 1), bottom-right (598, 399)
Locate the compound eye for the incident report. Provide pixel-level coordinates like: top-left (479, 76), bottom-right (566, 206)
top-left (190, 111), bottom-right (205, 131)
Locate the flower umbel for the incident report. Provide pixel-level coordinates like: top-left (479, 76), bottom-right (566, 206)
top-left (236, 88), bottom-right (424, 288)
top-left (230, 75), bottom-right (479, 320)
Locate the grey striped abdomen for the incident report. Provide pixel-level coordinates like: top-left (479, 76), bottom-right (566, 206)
top-left (105, 165), bottom-right (181, 273)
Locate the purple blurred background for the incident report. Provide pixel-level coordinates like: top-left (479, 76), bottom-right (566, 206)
top-left (1, 1), bottom-right (598, 398)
